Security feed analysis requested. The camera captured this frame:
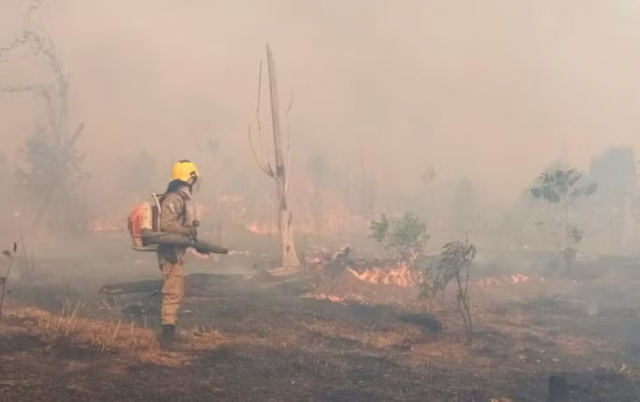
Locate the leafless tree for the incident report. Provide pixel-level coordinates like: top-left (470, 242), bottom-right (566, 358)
top-left (0, 1), bottom-right (87, 234)
top-left (248, 45), bottom-right (300, 268)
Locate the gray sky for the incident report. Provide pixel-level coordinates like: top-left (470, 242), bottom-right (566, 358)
top-left (1, 0), bottom-right (640, 204)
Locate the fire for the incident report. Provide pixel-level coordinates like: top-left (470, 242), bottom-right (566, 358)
top-left (510, 274), bottom-right (529, 284)
top-left (302, 293), bottom-right (347, 304)
top-left (288, 173), bottom-right (368, 235)
top-left (245, 221), bottom-right (276, 235)
top-left (477, 274), bottom-right (542, 286)
top-left (347, 263), bottom-right (420, 287)
top-left (302, 293), bottom-right (368, 305)
top-left (215, 171), bottom-right (372, 236)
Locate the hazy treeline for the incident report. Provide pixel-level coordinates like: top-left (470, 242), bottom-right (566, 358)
top-left (1, 1), bottom-right (640, 256)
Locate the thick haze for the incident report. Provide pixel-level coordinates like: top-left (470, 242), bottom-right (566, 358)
top-left (2, 0), bottom-right (640, 205)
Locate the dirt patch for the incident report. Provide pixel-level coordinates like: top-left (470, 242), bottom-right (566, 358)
top-left (3, 251), bottom-right (640, 401)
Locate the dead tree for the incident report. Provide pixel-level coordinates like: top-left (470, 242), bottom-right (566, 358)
top-left (249, 44), bottom-right (301, 268)
top-left (0, 1), bottom-right (87, 234)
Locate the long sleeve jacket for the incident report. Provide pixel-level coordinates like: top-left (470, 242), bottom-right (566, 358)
top-left (159, 190), bottom-right (194, 236)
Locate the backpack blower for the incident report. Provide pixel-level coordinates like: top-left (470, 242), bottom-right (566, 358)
top-left (127, 193), bottom-right (228, 255)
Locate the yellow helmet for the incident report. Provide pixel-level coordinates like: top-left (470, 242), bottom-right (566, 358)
top-left (172, 160), bottom-right (199, 182)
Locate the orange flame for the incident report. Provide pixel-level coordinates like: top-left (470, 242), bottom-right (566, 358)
top-left (477, 274), bottom-right (542, 286)
top-left (347, 263), bottom-right (420, 287)
top-left (302, 293), bottom-right (368, 305)
top-left (245, 221), bottom-right (277, 235)
top-left (302, 293), bottom-right (347, 304)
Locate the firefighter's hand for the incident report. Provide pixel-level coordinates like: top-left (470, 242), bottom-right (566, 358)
top-left (188, 225), bottom-right (198, 240)
top-left (192, 220), bottom-right (200, 228)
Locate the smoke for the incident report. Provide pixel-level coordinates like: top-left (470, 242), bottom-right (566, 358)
top-left (1, 0), bottom-right (640, 213)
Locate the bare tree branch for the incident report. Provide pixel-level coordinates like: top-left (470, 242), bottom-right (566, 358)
top-left (1, 0), bottom-right (87, 234)
top-left (0, 32), bottom-right (37, 63)
top-left (248, 126), bottom-right (274, 178)
top-left (255, 61), bottom-right (268, 164)
top-left (40, 88), bottom-right (58, 135)
top-left (248, 60), bottom-right (277, 179)
top-left (68, 123), bottom-right (84, 145)
top-left (284, 89), bottom-right (294, 194)
top-left (0, 83), bottom-right (45, 94)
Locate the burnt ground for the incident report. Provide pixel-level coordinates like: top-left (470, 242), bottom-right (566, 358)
top-left (2, 248), bottom-right (640, 401)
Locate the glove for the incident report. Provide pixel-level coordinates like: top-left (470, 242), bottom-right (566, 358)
top-left (190, 220), bottom-right (200, 240)
top-left (188, 225), bottom-right (198, 241)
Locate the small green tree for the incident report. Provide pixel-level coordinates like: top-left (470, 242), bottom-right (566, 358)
top-left (530, 168), bottom-right (597, 269)
top-left (420, 241), bottom-right (476, 345)
top-left (369, 212), bottom-right (429, 262)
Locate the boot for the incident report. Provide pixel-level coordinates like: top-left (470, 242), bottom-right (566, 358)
top-left (160, 324), bottom-right (187, 350)
top-left (162, 324), bottom-right (176, 340)
top-left (160, 324), bottom-right (176, 348)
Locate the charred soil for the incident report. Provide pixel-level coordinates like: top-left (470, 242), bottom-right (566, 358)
top-left (2, 249), bottom-right (640, 401)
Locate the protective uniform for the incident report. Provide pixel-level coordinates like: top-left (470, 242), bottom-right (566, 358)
top-left (157, 160), bottom-right (199, 337)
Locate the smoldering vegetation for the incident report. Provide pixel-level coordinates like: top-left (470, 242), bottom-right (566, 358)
top-left (0, 1), bottom-right (639, 251)
top-left (2, 1), bottom-right (640, 401)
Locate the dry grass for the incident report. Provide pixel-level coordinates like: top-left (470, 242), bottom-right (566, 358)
top-left (9, 305), bottom-right (227, 365)
top-left (299, 317), bottom-right (426, 351)
top-left (3, 261), bottom-right (640, 402)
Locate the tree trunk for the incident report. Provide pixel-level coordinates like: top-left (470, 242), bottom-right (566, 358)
top-left (266, 44), bottom-right (300, 268)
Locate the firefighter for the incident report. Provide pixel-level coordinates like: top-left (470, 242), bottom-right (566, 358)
top-left (157, 160), bottom-right (200, 345)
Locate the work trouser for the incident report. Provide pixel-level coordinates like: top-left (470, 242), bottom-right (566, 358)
top-left (157, 246), bottom-right (186, 326)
